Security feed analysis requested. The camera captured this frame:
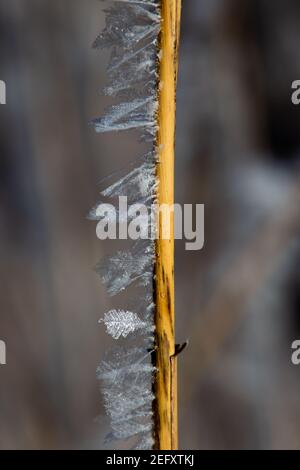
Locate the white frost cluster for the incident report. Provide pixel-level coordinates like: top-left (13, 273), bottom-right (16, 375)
top-left (98, 347), bottom-right (155, 447)
top-left (99, 309), bottom-right (154, 339)
top-left (91, 0), bottom-right (160, 137)
top-left (91, 0), bottom-right (161, 450)
top-left (97, 241), bottom-right (155, 296)
top-left (101, 153), bottom-right (157, 204)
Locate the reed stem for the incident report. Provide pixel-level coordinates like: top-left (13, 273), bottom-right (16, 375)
top-left (153, 0), bottom-right (182, 451)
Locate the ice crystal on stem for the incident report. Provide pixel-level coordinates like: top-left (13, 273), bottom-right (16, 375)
top-left (99, 310), bottom-right (154, 339)
top-left (91, 0), bottom-right (160, 449)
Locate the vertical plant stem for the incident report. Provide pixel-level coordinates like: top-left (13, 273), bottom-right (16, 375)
top-left (153, 0), bottom-right (182, 451)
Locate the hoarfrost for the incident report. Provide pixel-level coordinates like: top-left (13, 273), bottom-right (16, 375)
top-left (92, 97), bottom-right (157, 133)
top-left (101, 156), bottom-right (157, 203)
top-left (91, 0), bottom-right (160, 449)
top-left (96, 241), bottom-right (155, 296)
top-left (111, 421), bottom-right (152, 440)
top-left (102, 383), bottom-right (154, 421)
top-left (135, 434), bottom-right (155, 450)
top-left (105, 45), bottom-right (158, 97)
top-left (99, 309), bottom-right (153, 339)
top-left (99, 346), bottom-right (155, 442)
top-left (93, 3), bottom-right (159, 51)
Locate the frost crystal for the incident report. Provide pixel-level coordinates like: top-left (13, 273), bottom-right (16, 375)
top-left (96, 241), bottom-right (155, 296)
top-left (92, 97), bottom-right (157, 133)
top-left (101, 156), bottom-right (157, 204)
top-left (100, 310), bottom-right (153, 339)
top-left (99, 347), bottom-right (155, 443)
top-left (91, 0), bottom-right (160, 449)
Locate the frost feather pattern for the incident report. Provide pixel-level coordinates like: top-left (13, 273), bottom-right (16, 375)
top-left (99, 310), bottom-right (154, 339)
top-left (98, 347), bottom-right (155, 446)
top-left (91, 0), bottom-right (160, 450)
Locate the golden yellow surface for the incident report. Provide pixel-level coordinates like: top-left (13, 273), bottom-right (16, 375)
top-left (153, 0), bottom-right (182, 451)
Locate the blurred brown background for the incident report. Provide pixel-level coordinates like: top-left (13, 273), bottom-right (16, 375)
top-left (0, 0), bottom-right (300, 449)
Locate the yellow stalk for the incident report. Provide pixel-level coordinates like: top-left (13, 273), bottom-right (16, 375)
top-left (153, 0), bottom-right (182, 451)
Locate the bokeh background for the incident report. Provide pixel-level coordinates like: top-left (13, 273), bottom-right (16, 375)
top-left (1, 0), bottom-right (300, 449)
